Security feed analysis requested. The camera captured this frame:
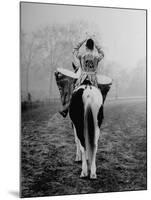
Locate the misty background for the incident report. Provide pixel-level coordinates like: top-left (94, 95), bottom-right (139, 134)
top-left (20, 3), bottom-right (146, 102)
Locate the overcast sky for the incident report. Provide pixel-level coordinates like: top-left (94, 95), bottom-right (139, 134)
top-left (21, 2), bottom-right (146, 69)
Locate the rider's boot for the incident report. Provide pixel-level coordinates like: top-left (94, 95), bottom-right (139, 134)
top-left (59, 108), bottom-right (68, 118)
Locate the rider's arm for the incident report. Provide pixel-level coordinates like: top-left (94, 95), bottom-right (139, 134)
top-left (72, 38), bottom-right (87, 59)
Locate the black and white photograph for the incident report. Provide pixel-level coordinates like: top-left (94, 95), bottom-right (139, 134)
top-left (20, 2), bottom-right (147, 198)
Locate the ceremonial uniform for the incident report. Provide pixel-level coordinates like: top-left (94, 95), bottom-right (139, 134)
top-left (73, 39), bottom-right (104, 88)
top-left (55, 38), bottom-right (109, 118)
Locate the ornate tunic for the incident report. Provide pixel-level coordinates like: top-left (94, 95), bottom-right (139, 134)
top-left (55, 39), bottom-right (111, 118)
top-left (73, 39), bottom-right (104, 88)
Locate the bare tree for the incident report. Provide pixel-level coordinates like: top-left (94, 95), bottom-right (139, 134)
top-left (102, 61), bottom-right (121, 99)
top-left (33, 22), bottom-right (89, 100)
top-left (21, 31), bottom-right (36, 101)
top-left (21, 20), bottom-right (101, 101)
top-left (33, 26), bottom-right (60, 99)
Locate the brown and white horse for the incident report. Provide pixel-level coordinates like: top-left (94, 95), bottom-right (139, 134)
top-left (69, 83), bottom-right (104, 179)
top-left (55, 67), bottom-right (105, 179)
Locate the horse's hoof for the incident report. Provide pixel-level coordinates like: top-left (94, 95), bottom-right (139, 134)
top-left (80, 171), bottom-right (88, 178)
top-left (90, 173), bottom-right (97, 179)
top-left (75, 156), bottom-right (82, 162)
top-left (75, 159), bottom-right (82, 163)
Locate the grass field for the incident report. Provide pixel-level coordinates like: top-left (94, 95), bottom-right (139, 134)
top-left (21, 99), bottom-right (147, 197)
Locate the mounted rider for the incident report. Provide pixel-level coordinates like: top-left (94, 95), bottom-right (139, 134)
top-left (55, 35), bottom-right (111, 118)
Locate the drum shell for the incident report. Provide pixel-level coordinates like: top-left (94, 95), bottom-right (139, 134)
top-left (55, 69), bottom-right (76, 107)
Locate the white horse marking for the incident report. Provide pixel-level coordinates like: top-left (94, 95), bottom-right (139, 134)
top-left (70, 85), bottom-right (103, 179)
top-left (83, 86), bottom-right (103, 179)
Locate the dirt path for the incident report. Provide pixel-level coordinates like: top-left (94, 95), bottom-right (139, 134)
top-left (21, 100), bottom-right (147, 197)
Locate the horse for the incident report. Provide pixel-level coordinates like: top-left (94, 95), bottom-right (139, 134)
top-left (69, 81), bottom-right (104, 179)
top-left (55, 67), bottom-right (105, 179)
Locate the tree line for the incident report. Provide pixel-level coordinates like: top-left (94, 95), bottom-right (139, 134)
top-left (21, 21), bottom-right (146, 102)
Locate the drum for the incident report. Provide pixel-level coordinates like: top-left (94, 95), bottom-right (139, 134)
top-left (97, 74), bottom-right (112, 85)
top-left (55, 68), bottom-right (112, 106)
top-left (55, 68), bottom-right (78, 107)
top-left (97, 74), bottom-right (112, 103)
top-left (55, 68), bottom-right (79, 80)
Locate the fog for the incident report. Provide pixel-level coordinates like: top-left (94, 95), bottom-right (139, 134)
top-left (20, 2), bottom-right (146, 101)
